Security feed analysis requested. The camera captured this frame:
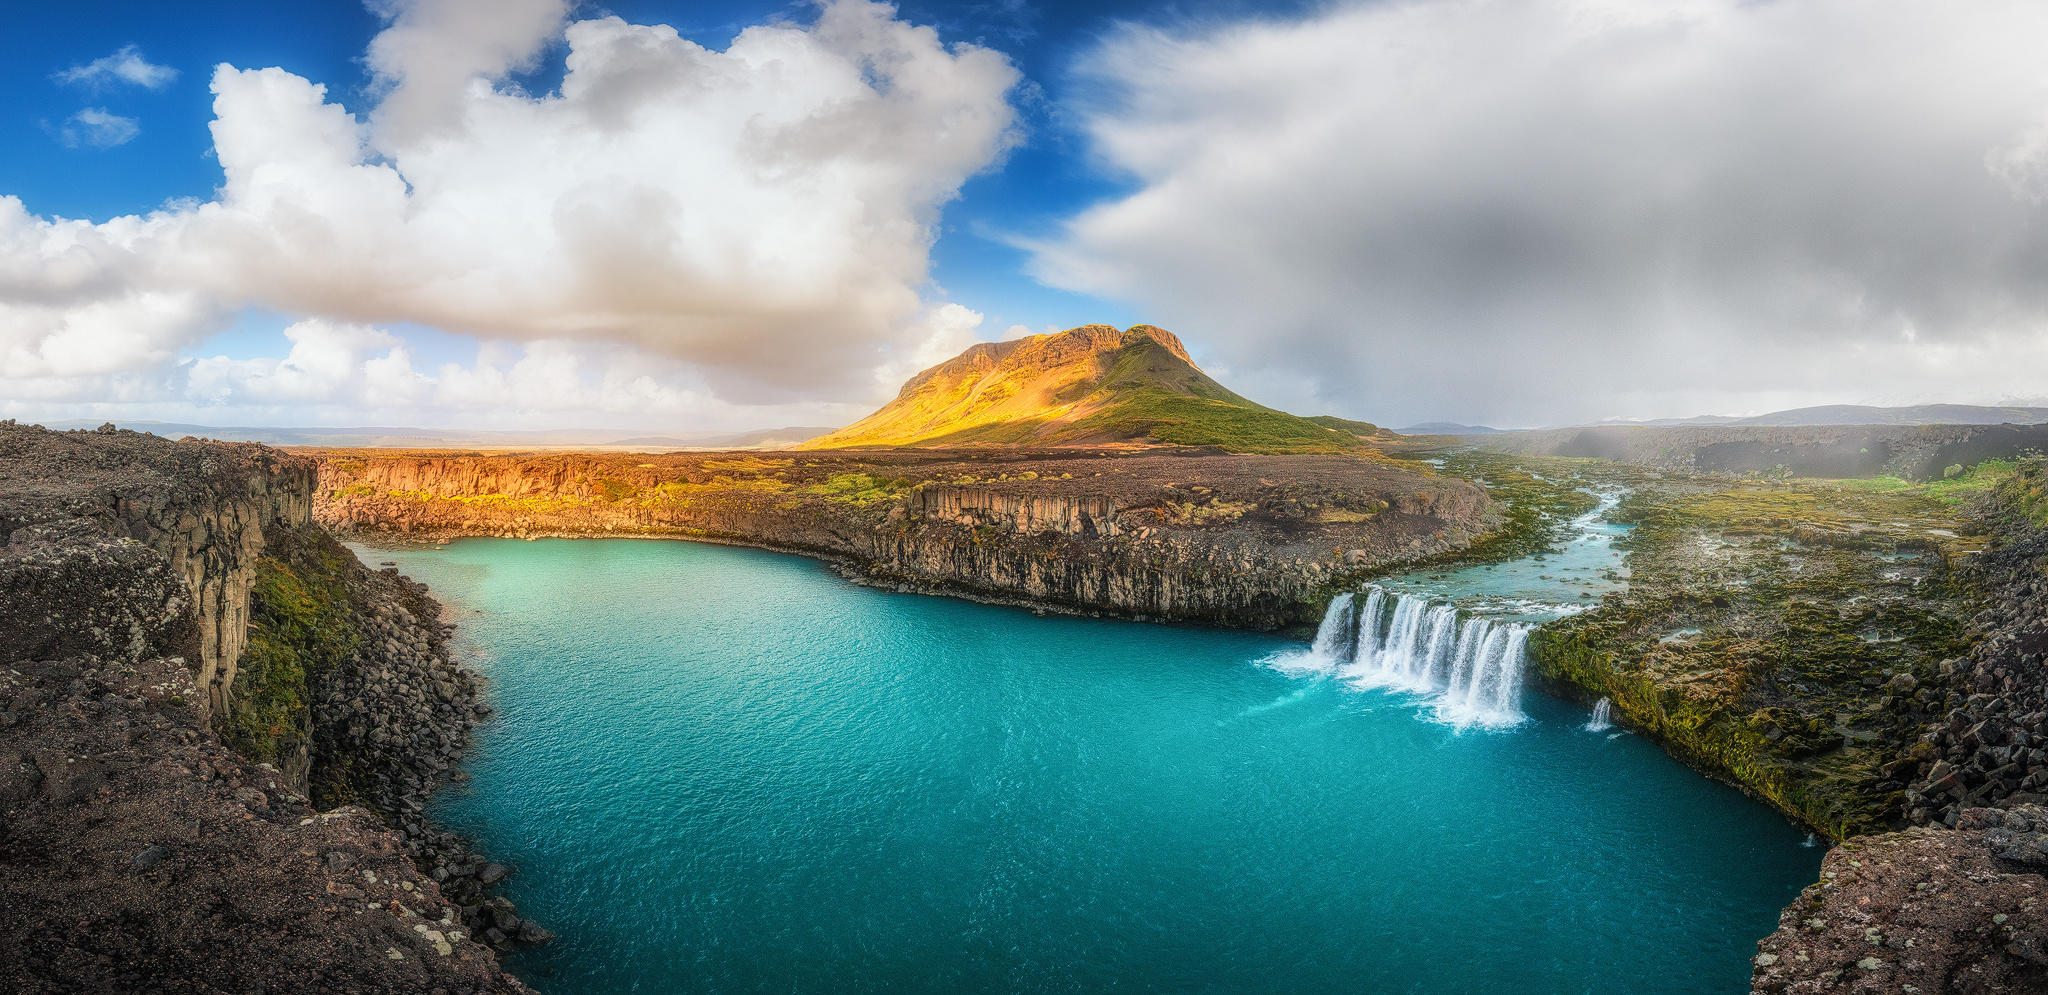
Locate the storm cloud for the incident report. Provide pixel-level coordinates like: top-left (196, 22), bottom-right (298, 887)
top-left (1031, 0), bottom-right (2048, 425)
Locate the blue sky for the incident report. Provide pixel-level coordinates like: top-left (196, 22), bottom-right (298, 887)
top-left (8, 3), bottom-right (1078, 308)
top-left (6, 1), bottom-right (2048, 431)
top-left (1, 0), bottom-right (1301, 400)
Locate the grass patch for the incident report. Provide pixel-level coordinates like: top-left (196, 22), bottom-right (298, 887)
top-left (1098, 388), bottom-right (1362, 453)
top-left (806, 472), bottom-right (909, 505)
top-left (1825, 458), bottom-right (2020, 504)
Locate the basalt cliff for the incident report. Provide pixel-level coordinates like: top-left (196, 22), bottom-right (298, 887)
top-left (0, 422), bottom-right (533, 992)
top-left (311, 447), bottom-right (1495, 629)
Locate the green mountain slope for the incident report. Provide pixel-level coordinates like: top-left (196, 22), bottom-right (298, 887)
top-left (801, 324), bottom-right (1368, 453)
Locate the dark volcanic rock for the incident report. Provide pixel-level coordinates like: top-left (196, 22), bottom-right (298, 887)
top-left (1904, 494), bottom-right (2048, 830)
top-left (1753, 806), bottom-right (2048, 994)
top-left (0, 422), bottom-right (530, 992)
top-left (1748, 464), bottom-right (2048, 994)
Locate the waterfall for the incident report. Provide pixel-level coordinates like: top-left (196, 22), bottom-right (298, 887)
top-left (1309, 592), bottom-right (1355, 660)
top-left (1295, 586), bottom-right (1531, 728)
top-left (1584, 697), bottom-right (1613, 732)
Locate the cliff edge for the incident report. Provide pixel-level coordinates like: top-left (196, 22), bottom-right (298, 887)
top-left (0, 422), bottom-right (529, 992)
top-left (311, 447), bottom-right (1496, 630)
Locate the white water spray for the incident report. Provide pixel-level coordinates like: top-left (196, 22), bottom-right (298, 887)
top-left (1299, 586), bottom-right (1531, 728)
top-left (1584, 697), bottom-right (1614, 732)
top-left (1309, 592), bottom-right (1355, 661)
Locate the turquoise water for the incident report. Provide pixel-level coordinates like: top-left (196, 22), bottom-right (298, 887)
top-left (1377, 489), bottom-right (1632, 621)
top-left (356, 538), bottom-right (1818, 994)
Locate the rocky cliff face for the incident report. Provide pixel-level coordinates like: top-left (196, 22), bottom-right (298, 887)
top-left (1902, 470), bottom-right (2048, 828)
top-left (0, 421), bottom-right (313, 723)
top-left (0, 422), bottom-right (528, 992)
top-left (310, 447), bottom-right (1496, 629)
top-left (1752, 806), bottom-right (2048, 993)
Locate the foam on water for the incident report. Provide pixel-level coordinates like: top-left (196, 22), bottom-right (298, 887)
top-left (1273, 586), bottom-right (1533, 729)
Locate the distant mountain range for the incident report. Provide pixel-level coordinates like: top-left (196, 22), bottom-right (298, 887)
top-left (1603, 404), bottom-right (2048, 428)
top-left (1398, 422), bottom-right (1505, 435)
top-left (1398, 404), bottom-right (2048, 436)
top-left (43, 402), bottom-right (2032, 453)
top-left (36, 422), bottom-right (834, 450)
top-left (799, 324), bottom-right (1371, 453)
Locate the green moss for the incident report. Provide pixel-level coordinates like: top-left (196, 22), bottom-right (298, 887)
top-left (1986, 458), bottom-right (2048, 529)
top-left (1526, 474), bottom-right (1981, 841)
top-left (805, 472), bottom-right (909, 505)
top-left (1426, 450), bottom-right (1604, 564)
top-left (223, 530), bottom-right (359, 784)
top-left (1828, 458), bottom-right (2021, 505)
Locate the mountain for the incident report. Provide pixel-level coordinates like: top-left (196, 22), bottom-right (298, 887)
top-left (1399, 422), bottom-right (1505, 435)
top-left (36, 421), bottom-right (832, 450)
top-left (800, 324), bottom-right (1365, 453)
top-left (602, 427), bottom-right (835, 449)
top-left (1607, 404), bottom-right (2048, 428)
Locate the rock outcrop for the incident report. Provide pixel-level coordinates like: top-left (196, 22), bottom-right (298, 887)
top-left (1752, 806), bottom-right (2048, 994)
top-left (0, 422), bottom-right (529, 991)
top-left (310, 447), bottom-right (1497, 629)
top-left (1903, 471), bottom-right (2048, 828)
top-left (0, 421), bottom-right (312, 722)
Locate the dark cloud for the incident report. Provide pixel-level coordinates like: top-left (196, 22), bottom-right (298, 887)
top-left (1032, 0), bottom-right (2048, 425)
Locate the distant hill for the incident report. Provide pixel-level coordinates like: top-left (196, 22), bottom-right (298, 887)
top-left (603, 427), bottom-right (834, 449)
top-left (36, 421), bottom-right (831, 450)
top-left (1305, 415), bottom-right (1381, 436)
top-left (1612, 404), bottom-right (2048, 428)
top-left (800, 324), bottom-right (1363, 453)
top-left (1399, 422), bottom-right (1505, 435)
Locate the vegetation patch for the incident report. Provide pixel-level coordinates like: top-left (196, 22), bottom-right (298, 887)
top-left (1160, 498), bottom-right (1255, 526)
top-left (1422, 449), bottom-right (1604, 564)
top-left (1984, 458), bottom-right (2048, 529)
top-left (223, 529), bottom-right (359, 788)
top-left (594, 477), bottom-right (639, 502)
top-left (703, 457), bottom-right (790, 473)
top-left (806, 472), bottom-right (909, 505)
top-left (1528, 470), bottom-right (1984, 840)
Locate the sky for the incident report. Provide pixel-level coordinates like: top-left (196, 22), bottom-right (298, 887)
top-left (5, 0), bottom-right (2048, 432)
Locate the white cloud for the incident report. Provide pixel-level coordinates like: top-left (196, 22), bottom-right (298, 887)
top-left (2, 0), bottom-right (1019, 420)
top-left (1031, 0), bottom-right (2048, 425)
top-left (53, 45), bottom-right (179, 90)
top-left (52, 108), bottom-right (141, 148)
top-left (186, 319), bottom-right (402, 404)
top-left (868, 303), bottom-right (989, 391)
top-left (3, 315), bottom-right (868, 431)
